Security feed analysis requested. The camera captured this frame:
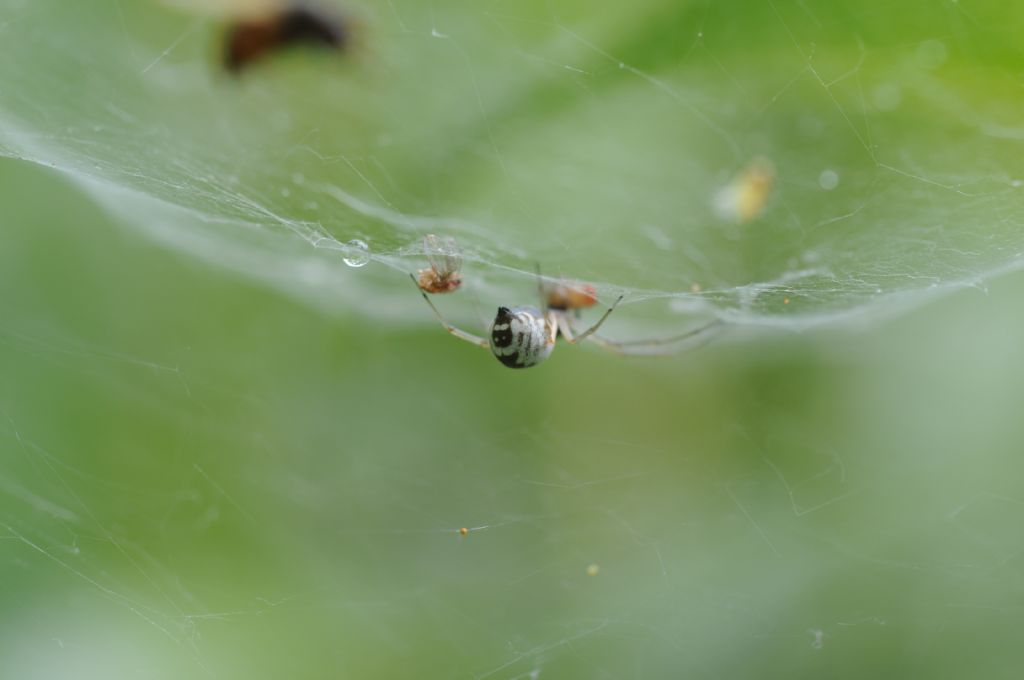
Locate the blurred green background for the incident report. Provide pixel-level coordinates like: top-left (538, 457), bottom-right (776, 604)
top-left (3, 0), bottom-right (1024, 678)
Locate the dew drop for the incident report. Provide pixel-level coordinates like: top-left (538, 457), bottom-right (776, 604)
top-left (818, 169), bottom-right (840, 190)
top-left (343, 239), bottom-right (371, 268)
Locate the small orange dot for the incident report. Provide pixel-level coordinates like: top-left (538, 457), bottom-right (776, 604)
top-left (459, 527), bottom-right (468, 536)
top-left (783, 297), bottom-right (790, 304)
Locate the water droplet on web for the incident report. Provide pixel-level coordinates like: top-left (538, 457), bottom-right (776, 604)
top-left (343, 239), bottom-right (370, 268)
top-left (818, 169), bottom-right (840, 190)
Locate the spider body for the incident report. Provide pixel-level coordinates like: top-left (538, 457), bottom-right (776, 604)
top-left (489, 306), bottom-right (555, 369)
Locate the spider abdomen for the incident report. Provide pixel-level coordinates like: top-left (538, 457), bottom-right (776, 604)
top-left (489, 306), bottom-right (554, 369)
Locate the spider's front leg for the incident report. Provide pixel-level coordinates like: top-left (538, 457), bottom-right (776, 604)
top-left (410, 274), bottom-right (490, 348)
top-left (568, 317), bottom-right (724, 355)
top-left (561, 295), bottom-right (624, 344)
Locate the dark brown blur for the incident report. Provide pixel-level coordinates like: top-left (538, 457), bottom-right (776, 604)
top-left (224, 3), bottom-right (347, 73)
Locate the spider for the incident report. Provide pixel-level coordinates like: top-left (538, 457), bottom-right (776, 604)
top-left (412, 274), bottom-right (721, 369)
top-left (416, 234), bottom-right (463, 294)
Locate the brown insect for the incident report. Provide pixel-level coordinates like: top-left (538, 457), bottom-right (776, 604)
top-left (545, 280), bottom-right (598, 313)
top-left (225, 3), bottom-right (348, 73)
top-left (163, 1), bottom-right (348, 73)
top-left (416, 234), bottom-right (463, 295)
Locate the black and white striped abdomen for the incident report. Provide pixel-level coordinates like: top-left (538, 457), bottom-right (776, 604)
top-left (489, 306), bottom-right (554, 369)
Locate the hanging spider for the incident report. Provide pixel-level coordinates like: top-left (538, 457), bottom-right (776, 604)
top-left (416, 234), bottom-right (463, 294)
top-left (412, 274), bottom-right (721, 369)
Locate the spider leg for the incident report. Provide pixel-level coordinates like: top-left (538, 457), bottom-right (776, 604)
top-left (567, 317), bottom-right (723, 355)
top-left (410, 274), bottom-right (490, 348)
top-left (555, 314), bottom-right (577, 342)
top-left (562, 295), bottom-right (624, 344)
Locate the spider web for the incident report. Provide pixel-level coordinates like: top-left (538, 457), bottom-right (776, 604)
top-left (2, 0), bottom-right (1023, 334)
top-left (3, 0), bottom-right (1024, 678)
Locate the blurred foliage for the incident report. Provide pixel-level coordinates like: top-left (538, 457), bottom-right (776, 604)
top-left (3, 1), bottom-right (1024, 678)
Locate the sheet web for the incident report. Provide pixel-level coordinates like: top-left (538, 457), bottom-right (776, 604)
top-left (2, 0), bottom-right (1024, 677)
top-left (3, 0), bottom-right (1023, 332)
